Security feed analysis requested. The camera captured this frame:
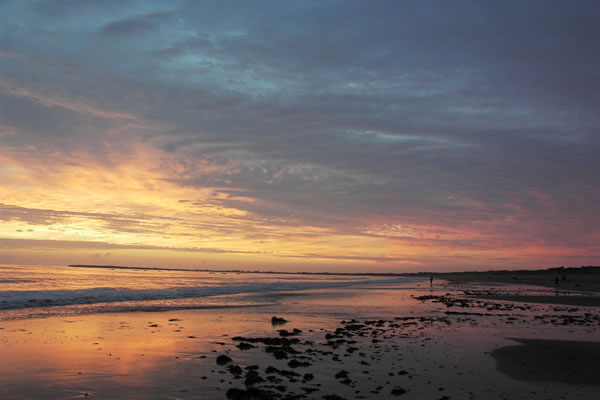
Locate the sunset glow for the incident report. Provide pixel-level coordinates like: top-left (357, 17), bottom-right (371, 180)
top-left (1, 1), bottom-right (599, 272)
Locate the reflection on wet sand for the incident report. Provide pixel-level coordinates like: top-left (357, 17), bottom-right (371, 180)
top-left (1, 280), bottom-right (599, 399)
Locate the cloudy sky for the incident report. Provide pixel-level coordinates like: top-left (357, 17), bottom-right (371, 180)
top-left (1, 0), bottom-right (599, 272)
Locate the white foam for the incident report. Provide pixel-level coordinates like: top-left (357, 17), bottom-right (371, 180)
top-left (0, 278), bottom-right (403, 310)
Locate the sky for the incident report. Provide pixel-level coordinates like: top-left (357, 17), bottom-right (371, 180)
top-left (1, 0), bottom-right (599, 272)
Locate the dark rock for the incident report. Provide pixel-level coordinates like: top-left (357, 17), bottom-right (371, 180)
top-left (226, 387), bottom-right (278, 400)
top-left (245, 370), bottom-right (265, 386)
top-left (237, 342), bottom-right (256, 350)
top-left (288, 359), bottom-right (311, 368)
top-left (265, 366), bottom-right (280, 374)
top-left (278, 370), bottom-right (301, 379)
top-left (323, 395), bottom-right (347, 400)
top-left (271, 316), bottom-right (288, 325)
top-left (265, 344), bottom-right (300, 360)
top-left (273, 350), bottom-right (288, 360)
top-left (303, 387), bottom-right (319, 394)
top-left (334, 370), bottom-right (349, 379)
top-left (391, 387), bottom-right (407, 396)
top-left (303, 373), bottom-right (314, 381)
top-left (232, 337), bottom-right (300, 346)
top-left (217, 355), bottom-right (233, 365)
top-left (228, 365), bottom-right (243, 375)
top-left (344, 324), bottom-right (365, 331)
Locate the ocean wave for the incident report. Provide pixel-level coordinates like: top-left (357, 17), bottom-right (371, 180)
top-left (0, 300), bottom-right (279, 321)
top-left (0, 278), bottom-right (401, 310)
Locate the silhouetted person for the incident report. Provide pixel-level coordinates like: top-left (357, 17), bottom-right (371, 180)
top-left (430, 275), bottom-right (433, 287)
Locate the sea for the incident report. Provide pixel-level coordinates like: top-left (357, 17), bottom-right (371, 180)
top-left (0, 264), bottom-right (406, 321)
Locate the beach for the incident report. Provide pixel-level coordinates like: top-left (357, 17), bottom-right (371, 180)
top-left (1, 266), bottom-right (599, 399)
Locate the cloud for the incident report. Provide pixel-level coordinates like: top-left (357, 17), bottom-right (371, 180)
top-left (99, 11), bottom-right (176, 36)
top-left (0, 238), bottom-right (262, 255)
top-left (1, 0), bottom-right (599, 270)
top-left (1, 82), bottom-right (139, 121)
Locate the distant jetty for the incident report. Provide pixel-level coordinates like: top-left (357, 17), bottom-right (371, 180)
top-left (67, 264), bottom-right (406, 277)
top-left (68, 264), bottom-right (600, 278)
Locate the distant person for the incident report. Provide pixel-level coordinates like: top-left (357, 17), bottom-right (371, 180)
top-left (555, 276), bottom-right (559, 286)
top-left (430, 275), bottom-right (433, 287)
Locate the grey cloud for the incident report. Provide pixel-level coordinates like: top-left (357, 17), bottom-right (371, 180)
top-left (99, 11), bottom-right (176, 36)
top-left (2, 0), bottom-right (599, 257)
top-left (32, 0), bottom-right (126, 18)
top-left (0, 92), bottom-right (112, 144)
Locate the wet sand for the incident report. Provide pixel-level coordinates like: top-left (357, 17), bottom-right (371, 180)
top-left (1, 280), bottom-right (599, 399)
top-left (492, 338), bottom-right (600, 386)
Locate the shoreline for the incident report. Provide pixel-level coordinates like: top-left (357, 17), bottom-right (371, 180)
top-left (67, 264), bottom-right (412, 277)
top-left (1, 276), bottom-right (599, 399)
top-left (64, 264), bottom-right (600, 283)
top-left (439, 270), bottom-right (600, 294)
